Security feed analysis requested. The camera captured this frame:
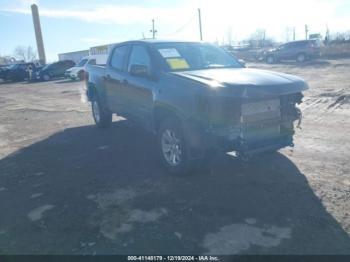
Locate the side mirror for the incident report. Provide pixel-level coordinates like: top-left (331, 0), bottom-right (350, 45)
top-left (130, 64), bottom-right (149, 77)
top-left (238, 59), bottom-right (246, 67)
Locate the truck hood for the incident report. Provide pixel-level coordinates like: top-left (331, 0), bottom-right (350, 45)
top-left (171, 68), bottom-right (308, 98)
top-left (66, 66), bottom-right (83, 73)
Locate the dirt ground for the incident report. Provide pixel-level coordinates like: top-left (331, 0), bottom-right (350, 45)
top-left (0, 59), bottom-right (349, 255)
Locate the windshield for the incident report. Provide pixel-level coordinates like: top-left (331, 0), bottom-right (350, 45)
top-left (154, 42), bottom-right (242, 71)
top-left (77, 59), bottom-right (88, 67)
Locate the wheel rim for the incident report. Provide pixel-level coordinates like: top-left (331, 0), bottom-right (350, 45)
top-left (92, 101), bottom-right (100, 123)
top-left (161, 129), bottom-right (182, 166)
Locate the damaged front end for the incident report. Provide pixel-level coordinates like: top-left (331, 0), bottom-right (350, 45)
top-left (197, 91), bottom-right (304, 157)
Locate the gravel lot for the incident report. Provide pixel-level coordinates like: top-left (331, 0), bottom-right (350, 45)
top-left (0, 59), bottom-right (349, 255)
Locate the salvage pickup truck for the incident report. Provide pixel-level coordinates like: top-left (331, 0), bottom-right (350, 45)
top-left (85, 40), bottom-right (308, 174)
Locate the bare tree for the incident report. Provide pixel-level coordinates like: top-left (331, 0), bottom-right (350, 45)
top-left (226, 26), bottom-right (233, 46)
top-left (285, 27), bottom-right (293, 42)
top-left (248, 29), bottom-right (267, 48)
top-left (13, 46), bottom-right (37, 62)
top-left (0, 54), bottom-right (16, 65)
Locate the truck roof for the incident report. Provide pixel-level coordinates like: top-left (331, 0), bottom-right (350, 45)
top-left (118, 39), bottom-right (202, 45)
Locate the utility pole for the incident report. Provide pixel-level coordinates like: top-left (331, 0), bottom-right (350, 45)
top-left (198, 8), bottom-right (203, 41)
top-left (293, 27), bottom-right (296, 41)
top-left (325, 24), bottom-right (330, 43)
top-left (305, 24), bottom-right (309, 40)
top-left (31, 4), bottom-right (46, 64)
top-left (150, 19), bottom-right (157, 39)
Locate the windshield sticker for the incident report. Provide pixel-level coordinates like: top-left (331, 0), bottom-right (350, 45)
top-left (166, 58), bottom-right (190, 70)
top-left (158, 48), bottom-right (181, 58)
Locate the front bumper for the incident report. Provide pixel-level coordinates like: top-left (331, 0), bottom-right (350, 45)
top-left (65, 71), bottom-right (78, 79)
top-left (206, 122), bottom-right (293, 154)
top-left (183, 119), bottom-right (295, 160)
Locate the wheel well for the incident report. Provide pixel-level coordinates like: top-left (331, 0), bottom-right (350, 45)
top-left (153, 106), bottom-right (180, 132)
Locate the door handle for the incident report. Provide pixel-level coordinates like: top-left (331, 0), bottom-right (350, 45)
top-left (123, 79), bottom-right (129, 84)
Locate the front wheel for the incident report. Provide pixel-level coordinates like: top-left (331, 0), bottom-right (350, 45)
top-left (91, 97), bottom-right (112, 128)
top-left (158, 118), bottom-right (191, 175)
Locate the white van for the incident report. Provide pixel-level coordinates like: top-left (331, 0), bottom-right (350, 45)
top-left (65, 55), bottom-right (107, 80)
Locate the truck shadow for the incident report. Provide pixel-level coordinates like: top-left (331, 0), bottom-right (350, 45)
top-left (0, 120), bottom-right (349, 254)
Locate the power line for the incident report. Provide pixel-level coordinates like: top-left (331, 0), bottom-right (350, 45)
top-left (161, 14), bottom-right (196, 38)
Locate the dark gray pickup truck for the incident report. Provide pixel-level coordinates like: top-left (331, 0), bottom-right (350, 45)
top-left (85, 40), bottom-right (308, 174)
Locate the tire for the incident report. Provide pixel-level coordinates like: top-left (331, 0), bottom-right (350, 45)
top-left (157, 118), bottom-right (191, 175)
top-left (91, 96), bottom-right (112, 128)
top-left (43, 74), bottom-right (50, 81)
top-left (266, 55), bottom-right (275, 64)
top-left (296, 53), bottom-right (306, 63)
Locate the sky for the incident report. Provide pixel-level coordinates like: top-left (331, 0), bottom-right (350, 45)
top-left (0, 0), bottom-right (349, 62)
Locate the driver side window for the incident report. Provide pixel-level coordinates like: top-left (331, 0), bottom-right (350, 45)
top-left (127, 45), bottom-right (151, 73)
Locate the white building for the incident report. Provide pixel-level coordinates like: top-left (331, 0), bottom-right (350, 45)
top-left (58, 50), bottom-right (89, 64)
top-left (58, 43), bottom-right (117, 65)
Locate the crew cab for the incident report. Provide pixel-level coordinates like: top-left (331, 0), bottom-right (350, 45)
top-left (85, 40), bottom-right (308, 174)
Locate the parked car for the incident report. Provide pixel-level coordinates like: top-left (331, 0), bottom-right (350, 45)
top-left (65, 56), bottom-right (104, 81)
top-left (36, 60), bottom-right (75, 81)
top-left (0, 65), bottom-right (7, 79)
top-left (265, 40), bottom-right (321, 63)
top-left (86, 40), bottom-right (308, 175)
top-left (0, 62), bottom-right (36, 82)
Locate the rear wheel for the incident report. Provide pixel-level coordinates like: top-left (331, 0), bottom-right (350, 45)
top-left (158, 118), bottom-right (191, 175)
top-left (91, 96), bottom-right (112, 128)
